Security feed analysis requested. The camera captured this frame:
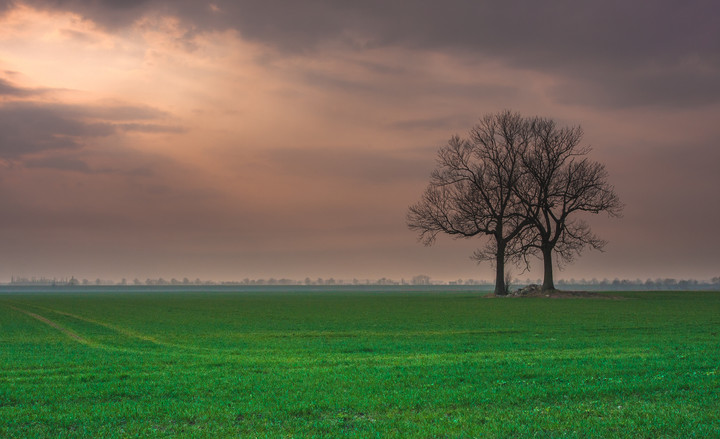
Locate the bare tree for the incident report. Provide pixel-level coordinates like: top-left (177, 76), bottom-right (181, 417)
top-left (514, 118), bottom-right (623, 291)
top-left (407, 111), bottom-right (532, 295)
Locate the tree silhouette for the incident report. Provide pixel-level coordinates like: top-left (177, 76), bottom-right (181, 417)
top-left (407, 111), bottom-right (532, 295)
top-left (408, 111), bottom-right (622, 294)
top-left (515, 118), bottom-right (623, 291)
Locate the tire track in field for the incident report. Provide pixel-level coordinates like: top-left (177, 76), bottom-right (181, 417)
top-left (6, 304), bottom-right (92, 345)
top-left (18, 303), bottom-right (215, 353)
top-left (43, 307), bottom-right (169, 347)
top-left (3, 302), bottom-right (179, 354)
top-left (3, 302), bottom-right (232, 358)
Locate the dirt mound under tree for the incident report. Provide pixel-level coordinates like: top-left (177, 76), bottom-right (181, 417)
top-left (485, 284), bottom-right (627, 300)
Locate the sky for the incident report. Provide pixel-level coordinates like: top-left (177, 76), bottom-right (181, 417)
top-left (1, 0), bottom-right (719, 283)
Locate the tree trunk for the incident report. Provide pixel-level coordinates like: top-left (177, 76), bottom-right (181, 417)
top-left (494, 241), bottom-right (507, 295)
top-left (541, 246), bottom-right (555, 292)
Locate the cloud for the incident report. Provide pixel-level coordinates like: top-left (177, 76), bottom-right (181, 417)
top-left (17, 1), bottom-right (718, 60)
top-left (262, 147), bottom-right (433, 185)
top-left (116, 123), bottom-right (185, 133)
top-left (0, 96), bottom-right (180, 159)
top-left (388, 116), bottom-right (467, 132)
top-left (0, 77), bottom-right (27, 96)
top-left (551, 66), bottom-right (720, 109)
top-left (59, 28), bottom-right (98, 43)
top-left (12, 0), bottom-right (716, 109)
top-left (52, 102), bottom-right (170, 121)
top-left (21, 153), bottom-right (157, 176)
top-left (0, 77), bottom-right (49, 97)
top-left (13, 0), bottom-right (154, 29)
top-left (0, 101), bottom-right (110, 158)
top-left (299, 66), bottom-right (517, 102)
top-left (23, 155), bottom-right (93, 172)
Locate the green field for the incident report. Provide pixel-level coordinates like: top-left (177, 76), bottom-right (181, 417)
top-left (1, 288), bottom-right (719, 438)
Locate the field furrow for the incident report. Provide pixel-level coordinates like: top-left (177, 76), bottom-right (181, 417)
top-left (5, 304), bottom-right (91, 345)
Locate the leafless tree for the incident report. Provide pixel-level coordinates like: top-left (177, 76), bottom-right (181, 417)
top-left (408, 112), bottom-right (622, 295)
top-left (407, 111), bottom-right (533, 295)
top-left (514, 118), bottom-right (623, 291)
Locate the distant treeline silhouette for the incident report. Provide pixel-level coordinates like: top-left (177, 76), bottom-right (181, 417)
top-left (5, 275), bottom-right (720, 290)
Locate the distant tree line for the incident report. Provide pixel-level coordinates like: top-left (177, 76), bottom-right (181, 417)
top-left (4, 275), bottom-right (492, 287)
top-left (6, 276), bottom-right (719, 289)
top-left (551, 277), bottom-right (720, 291)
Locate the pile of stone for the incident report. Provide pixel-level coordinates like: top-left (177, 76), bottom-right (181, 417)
top-left (509, 284), bottom-right (544, 297)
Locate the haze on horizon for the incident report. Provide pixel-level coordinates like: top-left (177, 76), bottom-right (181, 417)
top-left (1, 1), bottom-right (719, 283)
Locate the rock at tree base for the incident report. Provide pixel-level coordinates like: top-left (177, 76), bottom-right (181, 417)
top-left (510, 284), bottom-right (544, 297)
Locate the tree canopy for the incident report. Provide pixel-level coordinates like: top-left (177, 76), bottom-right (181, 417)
top-left (408, 111), bottom-right (622, 295)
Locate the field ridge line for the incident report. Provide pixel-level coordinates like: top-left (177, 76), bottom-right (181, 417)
top-left (43, 306), bottom-right (167, 346)
top-left (3, 301), bottom-right (226, 355)
top-left (28, 303), bottom-right (215, 353)
top-left (6, 304), bottom-right (91, 345)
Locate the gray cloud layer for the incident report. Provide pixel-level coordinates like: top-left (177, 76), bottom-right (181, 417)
top-left (7, 0), bottom-right (719, 109)
top-left (0, 77), bottom-right (37, 96)
top-left (0, 101), bottom-right (109, 157)
top-left (0, 75), bottom-right (179, 162)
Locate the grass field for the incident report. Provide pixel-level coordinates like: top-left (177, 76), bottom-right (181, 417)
top-left (1, 288), bottom-right (719, 438)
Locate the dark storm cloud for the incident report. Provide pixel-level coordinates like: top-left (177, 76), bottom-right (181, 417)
top-left (4, 0), bottom-right (153, 28)
top-left (0, 101), bottom-right (112, 158)
top-left (0, 77), bottom-right (50, 97)
top-left (10, 0), bottom-right (718, 109)
top-left (220, 0), bottom-right (719, 109)
top-left (551, 67), bottom-right (720, 109)
top-left (0, 98), bottom-right (179, 159)
top-left (0, 77), bottom-right (28, 96)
